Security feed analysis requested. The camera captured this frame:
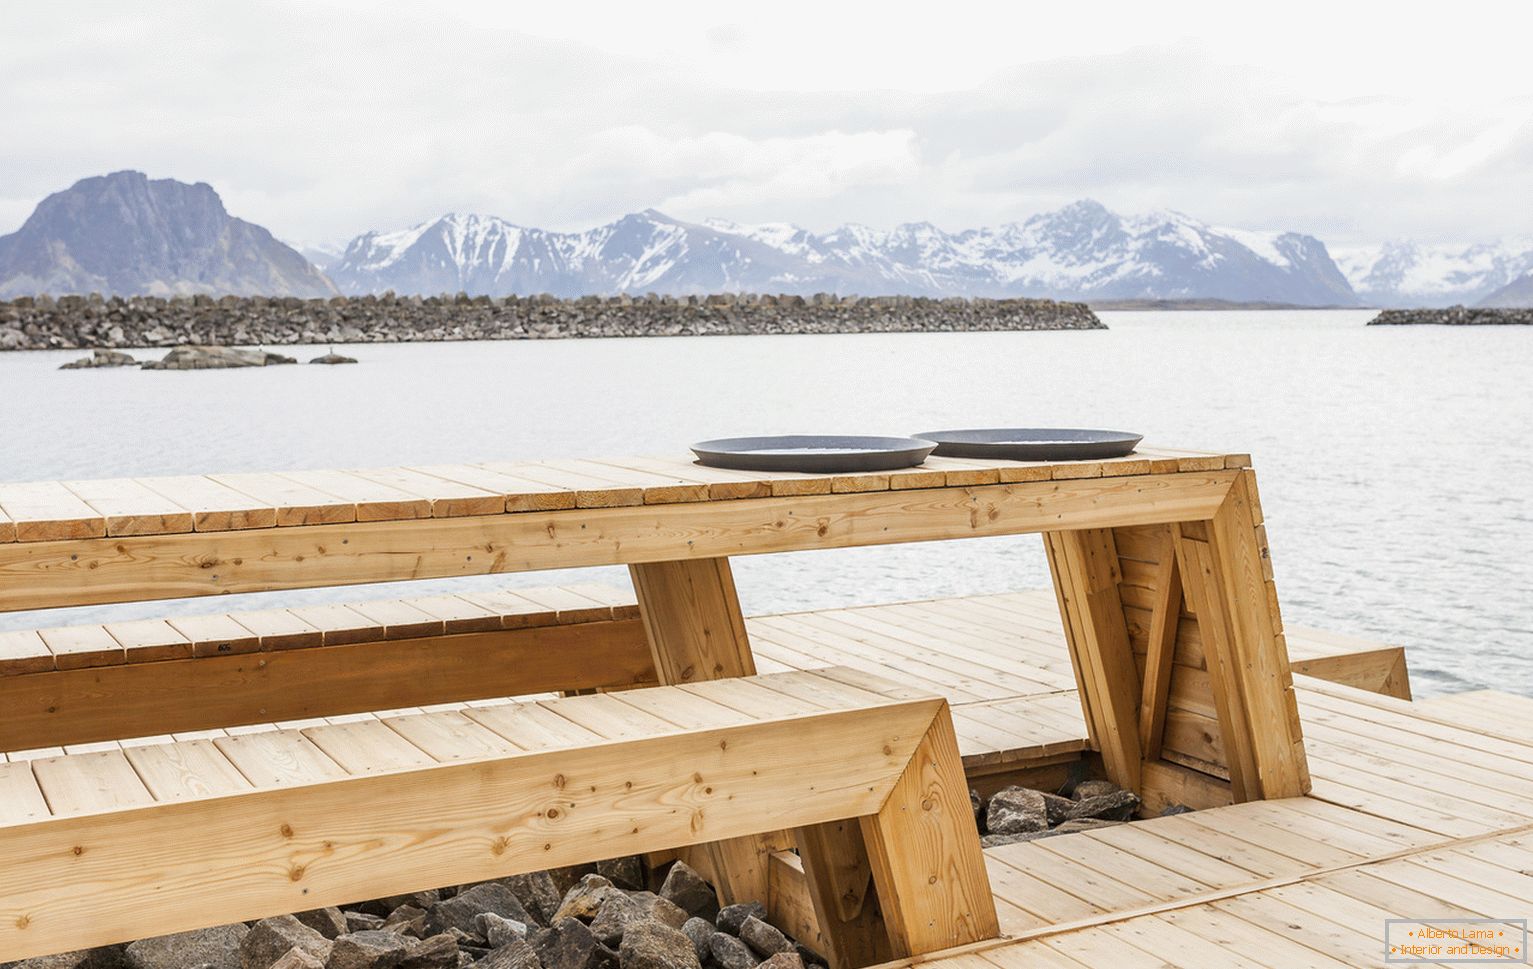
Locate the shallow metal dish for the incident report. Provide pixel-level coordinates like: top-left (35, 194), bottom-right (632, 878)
top-left (913, 428), bottom-right (1143, 461)
top-left (691, 435), bottom-right (936, 473)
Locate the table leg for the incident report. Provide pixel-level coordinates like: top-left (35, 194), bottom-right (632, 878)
top-left (1045, 469), bottom-right (1309, 810)
top-left (628, 557), bottom-right (788, 905)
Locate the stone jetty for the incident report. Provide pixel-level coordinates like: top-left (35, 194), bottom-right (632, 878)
top-left (1, 291), bottom-right (1103, 352)
top-left (1368, 306), bottom-right (1533, 325)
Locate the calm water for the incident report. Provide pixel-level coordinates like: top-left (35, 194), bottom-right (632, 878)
top-left (1, 310), bottom-right (1528, 698)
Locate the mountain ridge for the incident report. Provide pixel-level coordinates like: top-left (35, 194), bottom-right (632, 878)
top-left (0, 171), bottom-right (336, 299)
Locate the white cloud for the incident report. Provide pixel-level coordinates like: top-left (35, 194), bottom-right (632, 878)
top-left (1, 1), bottom-right (1530, 248)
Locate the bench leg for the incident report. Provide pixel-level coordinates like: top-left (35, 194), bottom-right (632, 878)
top-left (793, 821), bottom-right (890, 969)
top-left (802, 703), bottom-right (998, 965)
top-left (629, 556), bottom-right (787, 905)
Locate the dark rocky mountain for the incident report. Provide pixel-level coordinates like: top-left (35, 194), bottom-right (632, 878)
top-left (1479, 272), bottom-right (1533, 308)
top-left (0, 171), bottom-right (336, 298)
top-left (331, 201), bottom-right (1361, 306)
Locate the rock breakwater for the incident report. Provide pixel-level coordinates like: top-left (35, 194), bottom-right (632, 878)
top-left (0, 292), bottom-right (1102, 351)
top-left (1368, 306), bottom-right (1533, 325)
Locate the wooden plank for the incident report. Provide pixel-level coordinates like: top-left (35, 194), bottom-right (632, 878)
top-left (351, 467), bottom-right (504, 517)
top-left (38, 624), bottom-right (123, 670)
top-left (463, 700), bottom-right (606, 752)
top-left (277, 469), bottom-right (432, 521)
top-left (225, 609), bottom-right (323, 651)
top-left (0, 761), bottom-right (49, 825)
top-left (102, 618), bottom-right (193, 664)
top-left (1137, 524), bottom-right (1181, 758)
top-left (0, 697), bottom-right (938, 962)
top-left (302, 719), bottom-right (436, 773)
top-left (123, 739), bottom-right (253, 801)
top-left (168, 613), bottom-right (262, 657)
top-left (0, 481), bottom-right (107, 542)
top-left (214, 730), bottom-right (349, 788)
top-left (207, 472), bottom-right (356, 526)
top-left (137, 475), bottom-right (276, 531)
top-left (858, 704), bottom-right (999, 957)
top-left (512, 585), bottom-right (614, 624)
top-left (0, 504), bottom-right (15, 543)
top-left (29, 750), bottom-right (154, 817)
top-left (286, 603), bottom-right (378, 646)
top-left (598, 457), bottom-right (774, 501)
top-left (0, 619), bottom-right (654, 751)
top-left (486, 461), bottom-right (647, 508)
top-left (794, 821), bottom-right (890, 969)
top-left (410, 464), bottom-right (577, 512)
top-left (536, 459), bottom-right (711, 504)
top-left (0, 629), bottom-right (55, 676)
top-left (344, 599), bottom-right (443, 640)
top-left (401, 594), bottom-right (504, 634)
top-left (456, 589), bottom-right (563, 629)
top-left (382, 711), bottom-right (522, 762)
top-left (1045, 528), bottom-right (1143, 792)
top-left (631, 557), bottom-right (755, 685)
top-left (63, 478), bottom-right (194, 537)
top-left (1175, 534), bottom-right (1256, 799)
top-left (0, 472), bottom-right (1238, 612)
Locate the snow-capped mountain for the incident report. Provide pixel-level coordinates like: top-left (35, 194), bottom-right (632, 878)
top-left (1480, 273), bottom-right (1533, 308)
top-left (328, 201), bottom-right (1359, 305)
top-left (1333, 239), bottom-right (1533, 307)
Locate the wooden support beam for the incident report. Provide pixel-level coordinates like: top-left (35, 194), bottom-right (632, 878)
top-left (793, 821), bottom-right (890, 969)
top-left (1173, 470), bottom-right (1310, 801)
top-left (1138, 524), bottom-right (1183, 759)
top-left (857, 704), bottom-right (999, 958)
top-left (629, 557), bottom-right (781, 907)
top-left (0, 620), bottom-right (655, 752)
top-left (1044, 529), bottom-right (1144, 792)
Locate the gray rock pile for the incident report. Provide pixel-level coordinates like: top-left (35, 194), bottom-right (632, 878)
top-left (58, 348), bottom-right (137, 368)
top-left (1, 291), bottom-right (1104, 352)
top-left (974, 778), bottom-right (1180, 847)
top-left (141, 345), bottom-right (297, 369)
top-left (1, 859), bottom-right (825, 969)
top-left (1368, 306), bottom-right (1533, 325)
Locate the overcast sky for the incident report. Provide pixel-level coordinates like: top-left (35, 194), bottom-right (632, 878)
top-left (2, 1), bottom-right (1531, 249)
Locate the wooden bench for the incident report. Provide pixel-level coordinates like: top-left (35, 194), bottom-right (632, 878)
top-left (0, 668), bottom-right (997, 965)
top-left (0, 583), bottom-right (654, 753)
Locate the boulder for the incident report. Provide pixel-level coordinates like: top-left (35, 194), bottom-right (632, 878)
top-left (1160, 804), bottom-right (1194, 816)
top-left (125, 924), bottom-right (247, 969)
top-left (1069, 779), bottom-right (1120, 801)
top-left (985, 787), bottom-right (1049, 835)
top-left (240, 915), bottom-right (334, 969)
top-left (707, 934), bottom-right (757, 969)
top-left (555, 875), bottom-right (622, 923)
top-left (294, 909), bottom-right (349, 940)
top-left (475, 913), bottom-right (529, 948)
top-left (1052, 818), bottom-right (1123, 834)
top-left (714, 902), bottom-right (765, 936)
top-left (1067, 790), bottom-right (1140, 822)
top-left (59, 349), bottom-right (137, 369)
top-left (969, 789), bottom-right (983, 829)
top-left (737, 918), bottom-right (791, 959)
top-left (499, 872), bottom-right (565, 925)
top-left (326, 931), bottom-right (412, 969)
top-left (428, 884), bottom-right (536, 940)
top-left (657, 864), bottom-right (715, 920)
top-left (383, 905), bottom-right (427, 939)
top-left (532, 918), bottom-right (618, 969)
top-left (472, 940), bottom-right (542, 969)
top-left (345, 914), bottom-right (387, 935)
top-left (980, 830), bottom-right (1059, 848)
top-left (755, 956), bottom-right (804, 969)
top-left (617, 922), bottom-right (700, 969)
top-left (399, 935), bottom-right (460, 969)
top-left (310, 353), bottom-right (357, 365)
top-left (269, 953), bottom-right (325, 969)
top-left (680, 919), bottom-right (715, 964)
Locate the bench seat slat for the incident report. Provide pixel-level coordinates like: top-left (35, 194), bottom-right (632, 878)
top-left (0, 760), bottom-right (48, 824)
top-left (0, 628), bottom-right (54, 676)
top-left (463, 702), bottom-right (606, 752)
top-left (102, 618), bottom-right (194, 664)
top-left (31, 750), bottom-right (155, 817)
top-left (227, 609), bottom-right (324, 650)
top-left (382, 711), bottom-right (522, 762)
top-left (344, 600), bottom-right (444, 640)
top-left (401, 595), bottom-right (504, 634)
top-left (63, 478), bottom-right (195, 537)
top-left (540, 693), bottom-right (676, 740)
top-left (277, 469), bottom-right (432, 522)
top-left (408, 464), bottom-right (576, 513)
top-left (124, 739), bottom-right (253, 801)
top-left (286, 604), bottom-right (379, 646)
top-left (168, 614), bottom-right (261, 657)
top-left (302, 721), bottom-right (437, 774)
top-left (207, 473), bottom-right (356, 527)
top-left (677, 677), bottom-right (825, 718)
top-left (214, 731), bottom-right (348, 788)
top-left (611, 686), bottom-right (756, 729)
top-left (139, 476), bottom-right (277, 531)
top-left (38, 624), bottom-right (123, 670)
top-left (512, 586), bottom-right (614, 624)
top-left (351, 468), bottom-right (503, 518)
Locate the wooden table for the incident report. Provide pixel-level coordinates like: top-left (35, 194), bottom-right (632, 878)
top-left (0, 446), bottom-right (1309, 938)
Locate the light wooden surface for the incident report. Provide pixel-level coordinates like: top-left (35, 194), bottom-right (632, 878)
top-left (0, 448), bottom-right (1249, 545)
top-left (0, 668), bottom-right (967, 962)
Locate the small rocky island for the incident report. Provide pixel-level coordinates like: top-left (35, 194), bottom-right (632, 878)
top-left (1368, 306), bottom-right (1533, 325)
top-left (58, 346), bottom-right (358, 369)
top-left (3, 291), bottom-right (1103, 353)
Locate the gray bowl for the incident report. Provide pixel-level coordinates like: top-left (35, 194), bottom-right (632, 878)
top-left (913, 428), bottom-right (1143, 461)
top-left (692, 435), bottom-right (936, 473)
